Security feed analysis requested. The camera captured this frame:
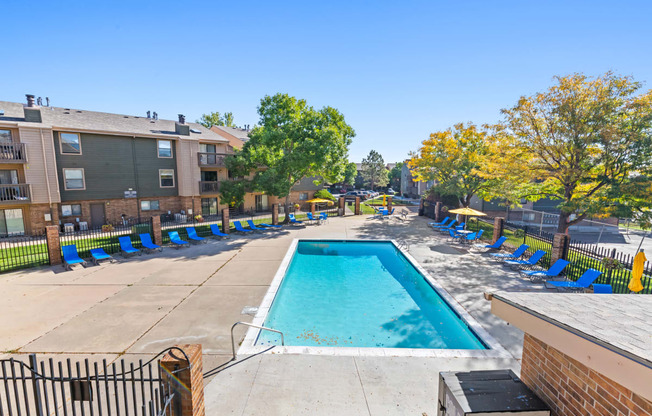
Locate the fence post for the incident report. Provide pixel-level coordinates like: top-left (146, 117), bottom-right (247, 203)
top-left (354, 197), bottom-right (361, 215)
top-left (387, 196), bottom-right (392, 211)
top-left (29, 354), bottom-right (45, 416)
top-left (272, 204), bottom-right (279, 225)
top-left (151, 216), bottom-right (163, 246)
top-left (338, 197), bottom-right (345, 216)
top-left (310, 202), bottom-right (316, 218)
top-left (160, 345), bottom-right (204, 416)
top-left (435, 202), bottom-right (442, 222)
top-left (418, 199), bottom-right (424, 216)
top-left (46, 225), bottom-right (61, 265)
top-left (492, 217), bottom-right (504, 244)
top-left (551, 233), bottom-right (570, 264)
top-left (221, 208), bottom-right (230, 234)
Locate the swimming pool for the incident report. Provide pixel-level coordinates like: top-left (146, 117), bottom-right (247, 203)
top-left (252, 240), bottom-right (486, 350)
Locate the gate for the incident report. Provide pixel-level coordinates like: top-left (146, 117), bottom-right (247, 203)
top-left (0, 348), bottom-right (188, 416)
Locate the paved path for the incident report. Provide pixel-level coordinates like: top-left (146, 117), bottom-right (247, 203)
top-left (1, 212), bottom-right (551, 415)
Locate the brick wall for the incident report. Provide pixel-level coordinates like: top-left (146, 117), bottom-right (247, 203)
top-left (160, 344), bottom-right (204, 416)
top-left (28, 203), bottom-right (59, 234)
top-left (521, 334), bottom-right (652, 416)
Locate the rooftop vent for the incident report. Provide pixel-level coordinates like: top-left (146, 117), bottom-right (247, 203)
top-left (25, 94), bottom-right (35, 107)
top-left (178, 114), bottom-right (186, 124)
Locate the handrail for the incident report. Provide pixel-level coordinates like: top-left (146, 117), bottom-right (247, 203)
top-left (231, 322), bottom-right (284, 360)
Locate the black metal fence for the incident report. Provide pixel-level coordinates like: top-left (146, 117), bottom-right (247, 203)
top-left (59, 220), bottom-right (153, 259)
top-left (0, 232), bottom-right (49, 273)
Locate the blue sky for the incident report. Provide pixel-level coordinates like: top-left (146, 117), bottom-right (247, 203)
top-left (2, 1), bottom-right (651, 162)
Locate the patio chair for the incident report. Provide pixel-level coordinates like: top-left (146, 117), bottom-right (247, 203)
top-left (490, 244), bottom-right (529, 261)
top-left (472, 236), bottom-right (507, 251)
top-left (545, 268), bottom-right (602, 292)
top-left (468, 229), bottom-right (484, 241)
top-left (118, 236), bottom-right (141, 257)
top-left (455, 222), bottom-right (466, 231)
top-left (139, 233), bottom-right (162, 252)
top-left (186, 227), bottom-right (207, 244)
top-left (90, 248), bottom-right (113, 265)
top-left (247, 220), bottom-right (267, 231)
top-left (288, 214), bottom-right (303, 224)
top-left (592, 283), bottom-right (613, 294)
top-left (259, 222), bottom-right (282, 229)
top-left (62, 244), bottom-right (87, 270)
top-left (168, 231), bottom-right (189, 248)
top-left (428, 216), bottom-right (450, 226)
top-left (210, 224), bottom-right (230, 238)
top-left (521, 259), bottom-right (571, 282)
top-left (447, 229), bottom-right (464, 243)
top-left (306, 212), bottom-right (318, 223)
top-left (504, 250), bottom-right (546, 270)
top-left (233, 221), bottom-right (254, 233)
top-left (319, 212), bottom-right (329, 222)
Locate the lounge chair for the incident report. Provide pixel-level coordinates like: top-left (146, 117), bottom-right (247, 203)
top-left (454, 222), bottom-right (466, 231)
top-left (168, 231), bottom-right (189, 248)
top-left (233, 221), bottom-right (254, 233)
top-left (118, 236), bottom-right (141, 257)
top-left (490, 244), bottom-right (529, 261)
top-left (592, 283), bottom-right (613, 294)
top-left (436, 220), bottom-right (458, 233)
top-left (432, 219), bottom-right (455, 229)
top-left (210, 224), bottom-right (230, 237)
top-left (504, 250), bottom-right (546, 270)
top-left (473, 236), bottom-right (507, 251)
top-left (307, 212), bottom-right (320, 224)
top-left (428, 216), bottom-right (450, 226)
top-left (186, 227), bottom-right (206, 244)
top-left (90, 248), bottom-right (113, 265)
top-left (447, 229), bottom-right (464, 243)
top-left (139, 233), bottom-right (162, 252)
top-left (545, 268), bottom-right (602, 292)
top-left (288, 214), bottom-right (303, 225)
top-left (62, 244), bottom-right (87, 270)
top-left (522, 259), bottom-right (570, 282)
top-left (247, 220), bottom-right (266, 231)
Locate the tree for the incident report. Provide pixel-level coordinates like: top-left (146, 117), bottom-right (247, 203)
top-left (314, 189), bottom-right (337, 201)
top-left (197, 111), bottom-right (236, 128)
top-left (361, 150), bottom-right (389, 190)
top-left (408, 123), bottom-right (497, 207)
top-left (343, 162), bottom-right (358, 186)
top-left (220, 150), bottom-right (254, 207)
top-left (388, 162), bottom-right (403, 189)
top-left (489, 72), bottom-right (652, 233)
top-left (243, 93), bottom-right (355, 222)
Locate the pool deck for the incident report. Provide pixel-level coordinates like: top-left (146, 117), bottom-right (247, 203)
top-left (1, 211), bottom-right (550, 415)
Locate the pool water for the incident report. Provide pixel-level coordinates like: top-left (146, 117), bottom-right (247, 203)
top-left (257, 241), bottom-right (486, 349)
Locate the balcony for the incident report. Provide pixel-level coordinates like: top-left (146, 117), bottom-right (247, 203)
top-left (0, 143), bottom-right (27, 163)
top-left (198, 152), bottom-right (228, 167)
top-left (0, 184), bottom-right (31, 204)
top-left (199, 181), bottom-right (221, 194)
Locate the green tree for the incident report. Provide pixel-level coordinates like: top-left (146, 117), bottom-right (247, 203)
top-left (388, 162), bottom-right (403, 189)
top-left (243, 93), bottom-right (355, 222)
top-left (197, 111), bottom-right (236, 128)
top-left (220, 150), bottom-right (254, 207)
top-left (361, 150), bottom-right (389, 190)
top-left (343, 162), bottom-right (358, 186)
top-left (314, 189), bottom-right (336, 201)
top-left (489, 72), bottom-right (652, 233)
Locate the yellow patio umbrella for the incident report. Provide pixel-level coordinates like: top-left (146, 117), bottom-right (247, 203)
top-left (629, 250), bottom-right (647, 293)
top-left (447, 207), bottom-right (487, 230)
top-left (305, 198), bottom-right (335, 205)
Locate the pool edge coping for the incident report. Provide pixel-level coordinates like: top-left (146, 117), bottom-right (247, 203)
top-left (239, 238), bottom-right (512, 359)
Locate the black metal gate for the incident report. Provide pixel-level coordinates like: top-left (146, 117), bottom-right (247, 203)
top-left (0, 348), bottom-right (188, 416)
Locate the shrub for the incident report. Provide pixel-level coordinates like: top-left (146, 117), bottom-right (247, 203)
top-left (314, 189), bottom-right (336, 201)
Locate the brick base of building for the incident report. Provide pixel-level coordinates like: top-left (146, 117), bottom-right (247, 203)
top-left (521, 334), bottom-right (652, 416)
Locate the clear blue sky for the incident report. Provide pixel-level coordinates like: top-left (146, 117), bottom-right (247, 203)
top-left (2, 1), bottom-right (651, 162)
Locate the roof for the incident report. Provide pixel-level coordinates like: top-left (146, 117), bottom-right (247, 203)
top-left (0, 100), bottom-right (227, 142)
top-left (492, 292), bottom-right (652, 367)
top-left (212, 126), bottom-right (251, 142)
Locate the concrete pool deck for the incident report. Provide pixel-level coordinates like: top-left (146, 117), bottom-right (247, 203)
top-left (1, 211), bottom-right (550, 415)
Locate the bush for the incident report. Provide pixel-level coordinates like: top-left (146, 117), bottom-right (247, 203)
top-left (314, 189), bottom-right (336, 201)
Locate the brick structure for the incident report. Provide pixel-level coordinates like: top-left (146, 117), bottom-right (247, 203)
top-left (435, 202), bottom-right (442, 222)
top-left (418, 199), bottom-right (424, 216)
top-left (310, 202), bottom-right (316, 218)
top-left (45, 225), bottom-right (61, 265)
top-left (338, 197), bottom-right (345, 216)
top-left (151, 216), bottom-right (162, 246)
top-left (387, 196), bottom-right (392, 211)
top-left (221, 208), bottom-right (230, 234)
top-left (551, 233), bottom-right (570, 264)
top-left (493, 217), bottom-right (504, 244)
top-left (28, 203), bottom-right (59, 234)
top-left (521, 334), bottom-right (652, 416)
top-left (160, 344), bottom-right (204, 416)
top-left (354, 197), bottom-right (361, 215)
top-left (272, 204), bottom-right (279, 225)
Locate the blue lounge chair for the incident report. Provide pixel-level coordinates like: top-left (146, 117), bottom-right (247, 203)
top-left (258, 222), bottom-right (282, 229)
top-left (504, 250), bottom-right (546, 269)
top-left (119, 236), bottom-right (141, 257)
top-left (62, 244), bottom-right (86, 270)
top-left (139, 233), bottom-right (162, 252)
top-left (247, 220), bottom-right (266, 231)
top-left (306, 212), bottom-right (318, 223)
top-left (490, 244), bottom-right (529, 261)
top-left (592, 283), bottom-right (613, 294)
top-left (168, 231), bottom-right (189, 247)
top-left (233, 221), bottom-right (253, 233)
top-left (545, 268), bottom-right (602, 292)
top-left (432, 219), bottom-right (455, 229)
top-left (90, 248), bottom-right (113, 265)
top-left (455, 222), bottom-right (466, 231)
top-left (210, 224), bottom-right (230, 238)
top-left (186, 227), bottom-right (206, 243)
top-left (288, 214), bottom-right (303, 224)
top-left (436, 220), bottom-right (458, 233)
top-left (473, 236), bottom-right (507, 250)
top-left (447, 229), bottom-right (464, 243)
top-left (428, 216), bottom-right (450, 226)
top-left (522, 259), bottom-right (571, 282)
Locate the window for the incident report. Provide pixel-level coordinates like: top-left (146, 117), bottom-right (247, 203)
top-left (0, 129), bottom-right (12, 144)
top-left (201, 197), bottom-right (218, 216)
top-left (159, 169), bottom-right (175, 188)
top-left (62, 204), bottom-right (82, 216)
top-left (299, 192), bottom-right (309, 200)
top-left (199, 143), bottom-right (216, 153)
top-left (0, 208), bottom-right (25, 236)
top-left (60, 133), bottom-right (81, 154)
top-left (158, 140), bottom-right (172, 158)
top-left (63, 168), bottom-right (85, 190)
top-left (141, 200), bottom-right (160, 211)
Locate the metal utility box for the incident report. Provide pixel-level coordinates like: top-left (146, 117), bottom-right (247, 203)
top-left (438, 370), bottom-right (550, 416)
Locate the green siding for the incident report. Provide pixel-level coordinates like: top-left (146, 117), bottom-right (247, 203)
top-left (54, 132), bottom-right (178, 202)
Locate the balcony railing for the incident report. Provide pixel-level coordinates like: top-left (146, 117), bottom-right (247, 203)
top-left (0, 184), bottom-right (31, 203)
top-left (198, 152), bottom-right (228, 167)
top-left (199, 181), bottom-right (221, 194)
top-left (0, 143), bottom-right (27, 163)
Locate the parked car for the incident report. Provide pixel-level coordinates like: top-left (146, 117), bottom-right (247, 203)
top-left (345, 190), bottom-right (366, 200)
top-left (386, 188), bottom-right (395, 195)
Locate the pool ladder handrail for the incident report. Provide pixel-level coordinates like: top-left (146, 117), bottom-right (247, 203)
top-left (231, 321), bottom-right (285, 360)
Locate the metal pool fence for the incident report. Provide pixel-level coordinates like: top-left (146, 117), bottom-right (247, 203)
top-left (0, 232), bottom-right (49, 273)
top-left (59, 220), bottom-right (154, 258)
